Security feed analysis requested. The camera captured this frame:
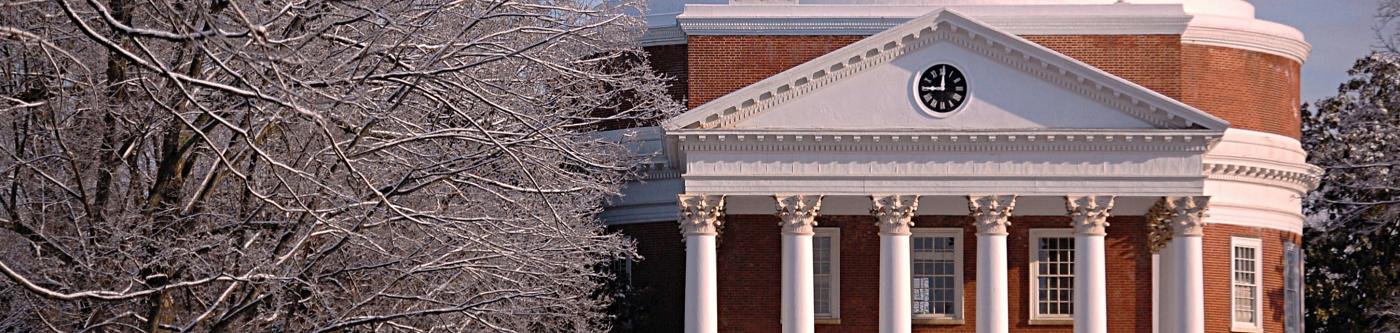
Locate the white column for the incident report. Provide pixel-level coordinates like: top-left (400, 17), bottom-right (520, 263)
top-left (1165, 196), bottom-right (1209, 333)
top-left (1067, 196), bottom-right (1115, 333)
top-left (969, 195), bottom-right (1016, 333)
top-left (1158, 235), bottom-right (1176, 333)
top-left (679, 194), bottom-right (726, 333)
top-left (1147, 201), bottom-right (1175, 333)
top-left (777, 194), bottom-right (823, 333)
top-left (873, 195), bottom-right (919, 333)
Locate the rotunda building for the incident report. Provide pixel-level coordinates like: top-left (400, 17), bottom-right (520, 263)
top-left (601, 1), bottom-right (1319, 332)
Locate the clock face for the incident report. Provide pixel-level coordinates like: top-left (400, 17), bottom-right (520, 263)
top-left (915, 64), bottom-right (968, 113)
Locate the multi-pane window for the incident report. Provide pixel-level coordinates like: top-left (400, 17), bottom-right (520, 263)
top-left (814, 228), bottom-right (841, 319)
top-left (1030, 229), bottom-right (1075, 321)
top-left (1232, 237), bottom-right (1263, 331)
top-left (1284, 241), bottom-right (1303, 333)
top-left (911, 228), bottom-right (963, 320)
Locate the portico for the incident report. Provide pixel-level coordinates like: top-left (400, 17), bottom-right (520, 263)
top-left (662, 9), bottom-right (1231, 333)
top-left (677, 194), bottom-right (1207, 333)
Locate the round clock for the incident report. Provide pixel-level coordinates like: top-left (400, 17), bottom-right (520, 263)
top-left (915, 63), bottom-right (968, 114)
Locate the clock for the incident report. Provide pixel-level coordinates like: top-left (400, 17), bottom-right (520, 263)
top-left (915, 63), bottom-right (968, 113)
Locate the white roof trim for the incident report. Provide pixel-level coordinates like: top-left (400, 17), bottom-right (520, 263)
top-left (662, 9), bottom-right (1230, 132)
top-left (1182, 14), bottom-right (1311, 63)
top-left (676, 4), bottom-right (1193, 36)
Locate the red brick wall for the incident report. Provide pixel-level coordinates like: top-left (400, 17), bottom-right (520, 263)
top-left (686, 35), bottom-right (863, 108)
top-left (678, 34), bottom-right (1302, 138)
top-left (644, 44), bottom-right (690, 104)
top-left (1181, 44), bottom-right (1303, 138)
top-left (1023, 35), bottom-right (1183, 99)
top-left (1203, 224), bottom-right (1302, 333)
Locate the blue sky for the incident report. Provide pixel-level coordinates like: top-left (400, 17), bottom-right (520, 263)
top-left (1253, 0), bottom-right (1382, 102)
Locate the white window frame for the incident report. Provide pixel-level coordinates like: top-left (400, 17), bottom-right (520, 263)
top-left (910, 228), bottom-right (964, 323)
top-left (1029, 228), bottom-right (1076, 324)
top-left (1231, 237), bottom-right (1264, 333)
top-left (813, 227), bottom-right (841, 320)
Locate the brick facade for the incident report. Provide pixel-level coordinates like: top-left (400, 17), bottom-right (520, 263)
top-left (662, 34), bottom-right (1302, 138)
top-left (644, 44), bottom-right (690, 104)
top-left (1180, 44), bottom-right (1303, 138)
top-left (1203, 224), bottom-right (1302, 333)
top-left (684, 35), bottom-right (864, 109)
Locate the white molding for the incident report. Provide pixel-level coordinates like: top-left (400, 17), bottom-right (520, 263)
top-left (1183, 14), bottom-right (1311, 63)
top-left (662, 9), bottom-right (1229, 132)
top-left (671, 130), bottom-right (1219, 153)
top-left (1229, 237), bottom-right (1265, 333)
top-left (910, 228), bottom-right (966, 321)
top-left (1203, 163), bottom-right (1319, 193)
top-left (676, 4), bottom-right (1193, 36)
top-left (1028, 228), bottom-right (1076, 323)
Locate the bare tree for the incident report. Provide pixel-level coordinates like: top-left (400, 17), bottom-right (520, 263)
top-left (0, 0), bottom-right (678, 331)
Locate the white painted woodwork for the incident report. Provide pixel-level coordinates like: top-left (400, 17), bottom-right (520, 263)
top-left (777, 195), bottom-right (822, 333)
top-left (874, 195), bottom-right (918, 333)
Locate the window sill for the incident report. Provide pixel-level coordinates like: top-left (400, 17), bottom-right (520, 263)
top-left (1231, 324), bottom-right (1262, 333)
top-left (913, 318), bottom-right (964, 325)
top-left (1028, 318), bottom-right (1074, 326)
top-left (815, 318), bottom-right (841, 325)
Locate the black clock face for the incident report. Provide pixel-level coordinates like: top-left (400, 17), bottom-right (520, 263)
top-left (916, 64), bottom-right (968, 113)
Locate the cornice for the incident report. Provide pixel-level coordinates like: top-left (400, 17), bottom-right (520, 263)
top-left (676, 5), bottom-right (1193, 36)
top-left (670, 130), bottom-right (1219, 153)
top-left (1203, 162), bottom-right (1321, 193)
top-left (662, 9), bottom-right (1228, 132)
top-left (1181, 14), bottom-right (1311, 63)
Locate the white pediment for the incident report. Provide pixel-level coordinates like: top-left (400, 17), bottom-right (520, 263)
top-left (662, 9), bottom-right (1229, 132)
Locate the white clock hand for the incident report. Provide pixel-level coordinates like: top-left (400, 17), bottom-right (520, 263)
top-left (937, 73), bottom-right (947, 91)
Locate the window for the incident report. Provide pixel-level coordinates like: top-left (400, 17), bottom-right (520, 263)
top-left (1029, 229), bottom-right (1075, 323)
top-left (1232, 237), bottom-right (1263, 332)
top-left (911, 228), bottom-right (963, 322)
top-left (1285, 241), bottom-right (1303, 333)
top-left (814, 228), bottom-right (841, 319)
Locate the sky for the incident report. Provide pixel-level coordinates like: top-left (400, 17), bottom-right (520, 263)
top-left (1252, 0), bottom-right (1383, 102)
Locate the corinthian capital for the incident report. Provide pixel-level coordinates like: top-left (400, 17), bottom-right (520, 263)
top-left (1066, 195), bottom-right (1116, 236)
top-left (872, 195), bottom-right (920, 235)
top-left (969, 195), bottom-right (1017, 236)
top-left (775, 194), bottom-right (824, 235)
top-left (678, 194), bottom-right (726, 236)
top-left (1164, 196), bottom-right (1210, 237)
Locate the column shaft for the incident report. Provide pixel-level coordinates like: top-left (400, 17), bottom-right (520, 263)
top-left (880, 235), bottom-right (912, 333)
top-left (685, 235), bottom-right (718, 333)
top-left (1073, 234), bottom-right (1107, 333)
top-left (782, 234), bottom-right (815, 333)
top-left (1159, 241), bottom-right (1176, 333)
top-left (1173, 236), bottom-right (1205, 333)
top-left (976, 233), bottom-right (1009, 333)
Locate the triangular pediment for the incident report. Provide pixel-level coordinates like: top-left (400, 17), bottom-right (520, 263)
top-left (662, 9), bottom-right (1228, 132)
